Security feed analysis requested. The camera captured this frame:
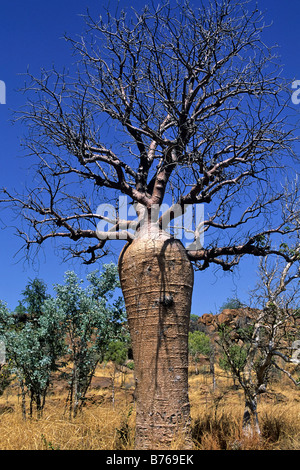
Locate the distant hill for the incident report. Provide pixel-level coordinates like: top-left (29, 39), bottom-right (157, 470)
top-left (196, 307), bottom-right (299, 342)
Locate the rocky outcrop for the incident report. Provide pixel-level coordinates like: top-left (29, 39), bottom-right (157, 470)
top-left (197, 308), bottom-right (261, 337)
top-left (197, 307), bottom-right (300, 342)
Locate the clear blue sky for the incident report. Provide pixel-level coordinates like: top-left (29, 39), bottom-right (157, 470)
top-left (0, 0), bottom-right (299, 314)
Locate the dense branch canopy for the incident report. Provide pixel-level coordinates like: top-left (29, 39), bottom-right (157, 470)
top-left (1, 0), bottom-right (300, 267)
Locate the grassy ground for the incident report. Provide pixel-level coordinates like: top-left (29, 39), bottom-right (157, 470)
top-left (0, 363), bottom-right (299, 450)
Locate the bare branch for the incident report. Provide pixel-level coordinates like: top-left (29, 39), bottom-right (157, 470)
top-left (1, 0), bottom-right (299, 263)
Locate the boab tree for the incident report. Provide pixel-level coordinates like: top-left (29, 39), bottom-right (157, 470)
top-left (2, 0), bottom-right (300, 449)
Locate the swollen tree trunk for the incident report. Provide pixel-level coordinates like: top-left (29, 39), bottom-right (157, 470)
top-left (118, 228), bottom-right (194, 450)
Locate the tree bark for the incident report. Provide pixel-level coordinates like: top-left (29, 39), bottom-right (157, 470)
top-left (20, 379), bottom-right (27, 420)
top-left (210, 345), bottom-right (216, 392)
top-left (242, 394), bottom-right (261, 437)
top-left (118, 227), bottom-right (194, 449)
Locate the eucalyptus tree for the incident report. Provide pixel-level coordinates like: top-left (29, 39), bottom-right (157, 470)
top-left (1, 0), bottom-right (300, 448)
top-left (188, 330), bottom-right (211, 374)
top-left (21, 278), bottom-right (49, 322)
top-left (53, 264), bottom-right (125, 417)
top-left (0, 303), bottom-right (13, 398)
top-left (0, 296), bottom-right (65, 418)
top-left (104, 339), bottom-right (129, 408)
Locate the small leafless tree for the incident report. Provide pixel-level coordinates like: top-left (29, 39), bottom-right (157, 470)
top-left (218, 248), bottom-right (300, 437)
top-left (1, 0), bottom-right (300, 448)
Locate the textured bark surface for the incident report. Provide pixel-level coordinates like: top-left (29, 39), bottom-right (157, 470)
top-left (118, 230), bottom-right (194, 449)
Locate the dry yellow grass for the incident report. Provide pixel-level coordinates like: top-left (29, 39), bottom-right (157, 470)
top-left (188, 369), bottom-right (300, 450)
top-left (0, 362), bottom-right (299, 450)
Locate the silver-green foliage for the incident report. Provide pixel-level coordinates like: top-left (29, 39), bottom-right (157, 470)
top-left (53, 263), bottom-right (125, 416)
top-left (0, 296), bottom-right (65, 416)
top-left (0, 263), bottom-right (125, 417)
